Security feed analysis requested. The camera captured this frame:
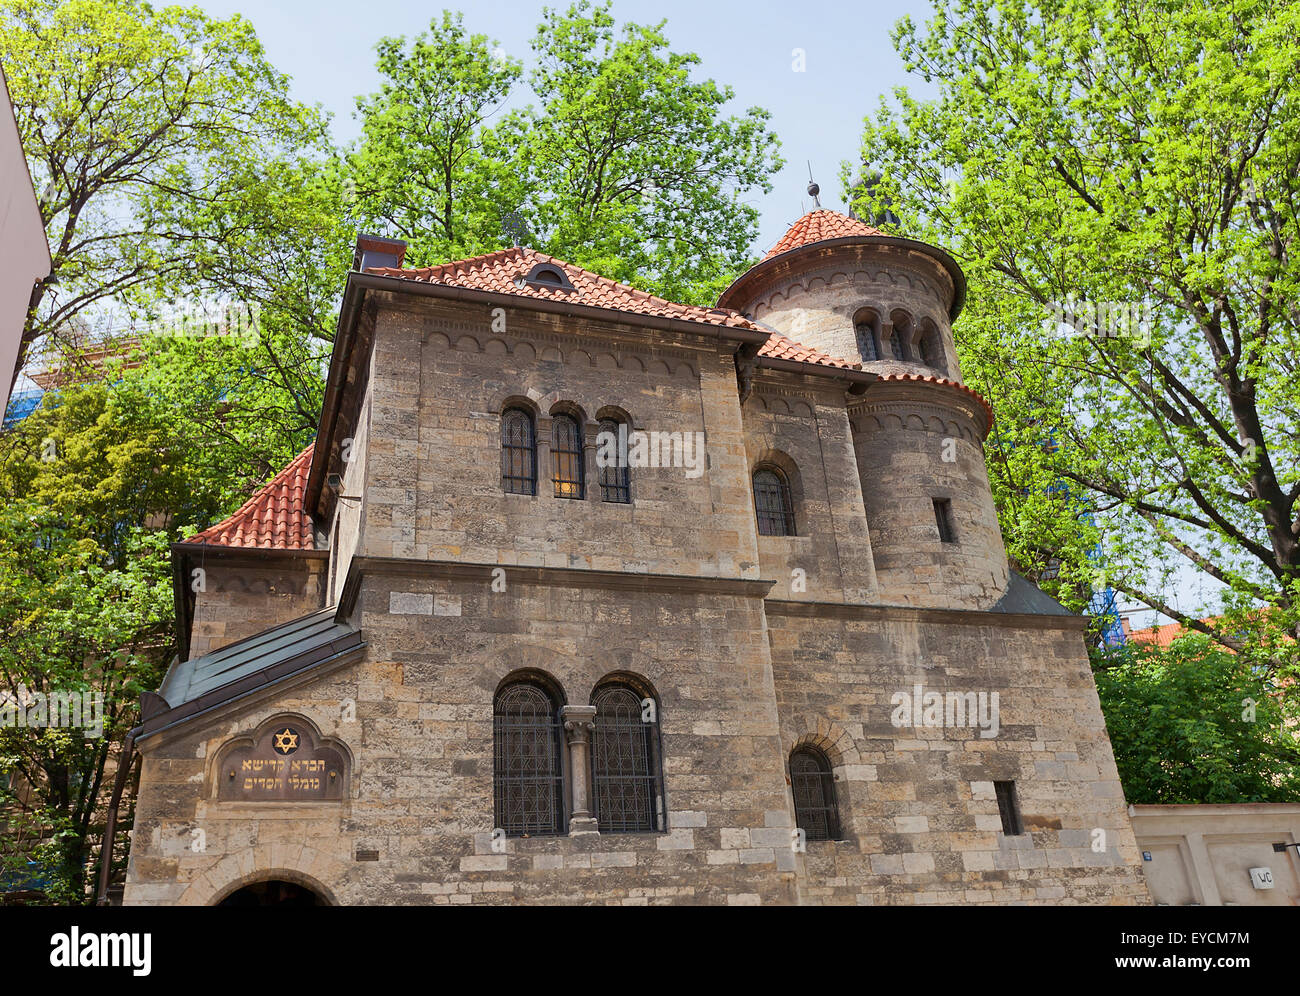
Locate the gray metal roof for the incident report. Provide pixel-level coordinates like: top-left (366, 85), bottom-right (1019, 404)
top-left (990, 571), bottom-right (1075, 616)
top-left (141, 607), bottom-right (363, 738)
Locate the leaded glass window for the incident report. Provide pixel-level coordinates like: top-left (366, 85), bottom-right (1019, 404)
top-left (551, 414), bottom-right (584, 499)
top-left (592, 684), bottom-right (663, 833)
top-left (501, 408), bottom-right (536, 495)
top-left (494, 682), bottom-right (564, 836)
top-left (754, 467), bottom-right (795, 536)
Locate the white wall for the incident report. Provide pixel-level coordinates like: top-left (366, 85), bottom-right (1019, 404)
top-left (0, 63), bottom-right (52, 411)
top-left (1130, 803), bottom-right (1300, 906)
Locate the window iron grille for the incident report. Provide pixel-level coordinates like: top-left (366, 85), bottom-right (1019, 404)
top-left (493, 683), bottom-right (564, 836)
top-left (592, 686), bottom-right (662, 833)
top-left (754, 468), bottom-right (795, 536)
top-left (790, 747), bottom-right (839, 841)
top-left (855, 320), bottom-right (879, 361)
top-left (551, 414), bottom-right (584, 499)
top-left (597, 419), bottom-right (630, 503)
top-left (501, 409), bottom-right (537, 495)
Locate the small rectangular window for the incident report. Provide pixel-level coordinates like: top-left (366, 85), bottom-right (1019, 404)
top-left (994, 780), bottom-right (1023, 836)
top-left (933, 498), bottom-right (956, 543)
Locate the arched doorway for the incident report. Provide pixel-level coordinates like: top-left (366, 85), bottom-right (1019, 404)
top-left (217, 879), bottom-right (327, 907)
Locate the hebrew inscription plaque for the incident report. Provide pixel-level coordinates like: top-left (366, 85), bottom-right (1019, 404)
top-left (218, 721), bottom-right (348, 801)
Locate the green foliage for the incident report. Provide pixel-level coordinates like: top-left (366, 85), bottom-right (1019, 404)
top-left (520, 2), bottom-right (783, 303)
top-left (348, 3), bottom-right (783, 304)
top-left (348, 10), bottom-right (526, 265)
top-left (1093, 635), bottom-right (1300, 803)
top-left (852, 0), bottom-right (1300, 654)
top-left (0, 502), bottom-right (171, 903)
top-left (110, 325), bottom-right (325, 511)
top-left (1, 0), bottom-right (341, 357)
top-left (0, 338), bottom-right (317, 901)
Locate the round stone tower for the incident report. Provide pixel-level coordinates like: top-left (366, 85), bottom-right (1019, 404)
top-left (719, 209), bottom-right (1010, 609)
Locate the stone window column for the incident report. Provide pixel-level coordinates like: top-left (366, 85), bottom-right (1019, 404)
top-left (560, 704), bottom-right (599, 835)
top-left (536, 415), bottom-right (553, 496)
top-left (584, 422), bottom-right (601, 504)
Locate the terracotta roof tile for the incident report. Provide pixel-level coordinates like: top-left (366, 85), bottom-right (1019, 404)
top-left (757, 333), bottom-right (860, 369)
top-left (763, 209), bottom-right (886, 261)
top-left (1126, 619), bottom-right (1197, 648)
top-left (367, 247), bottom-right (763, 333)
top-left (875, 372), bottom-right (995, 428)
top-left (186, 444), bottom-right (315, 551)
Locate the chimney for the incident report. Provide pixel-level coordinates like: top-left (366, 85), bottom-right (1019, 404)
top-left (353, 234), bottom-right (407, 273)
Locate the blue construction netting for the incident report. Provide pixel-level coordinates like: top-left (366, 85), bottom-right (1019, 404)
top-left (2, 389), bottom-right (43, 429)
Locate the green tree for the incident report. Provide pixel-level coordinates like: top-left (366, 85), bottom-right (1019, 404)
top-left (0, 0), bottom-right (342, 371)
top-left (0, 333), bottom-right (318, 902)
top-left (521, 2), bottom-right (783, 303)
top-left (1093, 635), bottom-right (1300, 803)
top-left (347, 10), bottom-right (526, 265)
top-left (0, 513), bottom-right (170, 904)
top-left (348, 3), bottom-right (783, 304)
top-left (851, 0), bottom-right (1300, 656)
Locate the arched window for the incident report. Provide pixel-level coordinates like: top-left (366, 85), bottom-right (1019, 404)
top-left (917, 320), bottom-right (945, 372)
top-left (501, 408), bottom-right (536, 495)
top-left (853, 309), bottom-right (880, 362)
top-left (591, 683), bottom-right (664, 833)
top-left (790, 746), bottom-right (839, 841)
top-left (493, 680), bottom-right (564, 836)
top-left (753, 466), bottom-right (795, 536)
top-left (551, 413), bottom-right (584, 499)
top-left (889, 311), bottom-right (913, 361)
top-left (597, 417), bottom-right (630, 503)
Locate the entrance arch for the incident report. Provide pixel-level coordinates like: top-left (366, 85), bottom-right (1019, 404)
top-left (202, 862), bottom-right (340, 907)
top-left (217, 879), bottom-right (328, 907)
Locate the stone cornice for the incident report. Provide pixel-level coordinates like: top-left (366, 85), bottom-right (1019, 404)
top-left (338, 557), bottom-right (777, 616)
top-left (763, 598), bottom-right (1087, 631)
top-left (718, 237), bottom-right (966, 321)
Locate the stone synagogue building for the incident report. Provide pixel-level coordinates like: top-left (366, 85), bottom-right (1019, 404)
top-left (122, 210), bottom-right (1151, 905)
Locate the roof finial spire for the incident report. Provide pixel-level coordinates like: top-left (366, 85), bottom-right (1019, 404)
top-left (806, 161), bottom-right (821, 209)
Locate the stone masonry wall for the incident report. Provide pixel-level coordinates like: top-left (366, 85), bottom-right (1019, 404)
top-left (742, 381), bottom-right (877, 603)
top-left (850, 392), bottom-right (1008, 610)
top-left (125, 571), bottom-right (801, 906)
top-left (125, 581), bottom-right (1149, 905)
top-left (187, 558), bottom-right (326, 658)
top-left (355, 298), bottom-right (760, 583)
top-left (767, 603), bottom-right (1149, 905)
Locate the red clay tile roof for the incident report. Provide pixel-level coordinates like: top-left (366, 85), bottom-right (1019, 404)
top-left (367, 247), bottom-right (763, 333)
top-left (1124, 614), bottom-right (1294, 650)
top-left (370, 245), bottom-right (864, 373)
top-left (758, 332), bottom-right (860, 369)
top-left (1126, 619), bottom-right (1200, 648)
top-left (186, 444), bottom-right (315, 550)
top-left (875, 372), bottom-right (995, 429)
top-left (763, 209), bottom-right (886, 261)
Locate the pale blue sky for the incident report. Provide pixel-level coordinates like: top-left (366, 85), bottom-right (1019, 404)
top-left (189, 0), bottom-right (939, 256)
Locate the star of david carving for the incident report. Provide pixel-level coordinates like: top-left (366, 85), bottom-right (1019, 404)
top-left (272, 728), bottom-right (300, 755)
